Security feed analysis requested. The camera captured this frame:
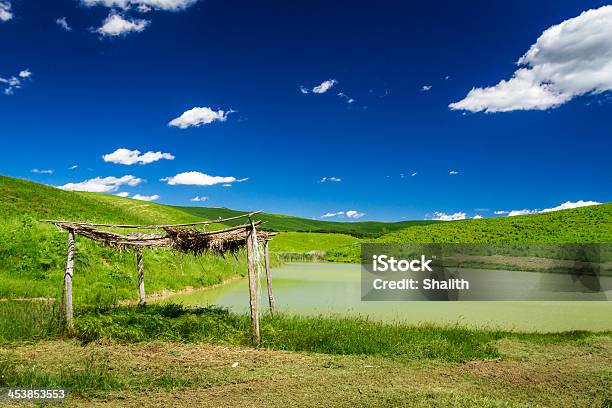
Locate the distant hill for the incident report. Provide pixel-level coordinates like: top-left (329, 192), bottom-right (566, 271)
top-left (178, 206), bottom-right (439, 237)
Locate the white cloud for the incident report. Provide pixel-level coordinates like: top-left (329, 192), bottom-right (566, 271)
top-left (162, 171), bottom-right (247, 186)
top-left (69, 164), bottom-right (78, 170)
top-left (31, 169), bottom-right (54, 174)
top-left (321, 211), bottom-right (344, 218)
top-left (1, 68), bottom-right (32, 95)
top-left (494, 210), bottom-right (508, 215)
top-left (132, 194), bottom-right (160, 201)
top-left (0, 1), bottom-right (12, 22)
top-left (95, 11), bottom-right (149, 36)
top-left (168, 107), bottom-right (231, 129)
top-left (102, 148), bottom-right (175, 165)
top-left (56, 17), bottom-right (72, 31)
top-left (508, 209), bottom-right (535, 217)
top-left (321, 210), bottom-right (365, 219)
top-left (504, 200), bottom-right (601, 217)
top-left (345, 210), bottom-right (365, 219)
top-left (432, 212), bottom-right (466, 221)
top-left (473, 215), bottom-right (483, 219)
top-left (337, 92), bottom-right (355, 103)
top-left (312, 79), bottom-right (337, 94)
top-left (540, 200), bottom-right (601, 213)
top-left (421, 85), bottom-right (432, 91)
top-left (59, 175), bottom-right (142, 193)
top-left (411, 172), bottom-right (417, 177)
top-left (320, 176), bottom-right (341, 183)
top-left (299, 85), bottom-right (309, 94)
top-left (449, 170), bottom-right (459, 175)
top-left (450, 6), bottom-right (612, 113)
top-left (115, 192), bottom-right (129, 197)
top-left (81, 0), bottom-right (198, 11)
top-left (190, 196), bottom-right (208, 202)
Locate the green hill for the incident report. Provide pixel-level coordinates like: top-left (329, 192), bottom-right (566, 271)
top-left (0, 175), bottom-right (610, 302)
top-left (178, 206), bottom-right (439, 237)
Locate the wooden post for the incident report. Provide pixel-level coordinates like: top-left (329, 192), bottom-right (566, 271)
top-left (264, 240), bottom-right (275, 316)
top-left (136, 248), bottom-right (146, 305)
top-left (246, 221), bottom-right (260, 344)
top-left (64, 229), bottom-right (75, 328)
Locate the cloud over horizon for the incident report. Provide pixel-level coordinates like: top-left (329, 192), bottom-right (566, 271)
top-left (59, 175), bottom-right (143, 193)
top-left (321, 210), bottom-right (365, 219)
top-left (432, 212), bottom-right (467, 221)
top-left (450, 6), bottom-right (612, 112)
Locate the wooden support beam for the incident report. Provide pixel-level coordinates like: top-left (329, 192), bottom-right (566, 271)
top-left (136, 248), bottom-right (146, 305)
top-left (64, 228), bottom-right (75, 328)
top-left (246, 221), bottom-right (260, 344)
top-left (264, 240), bottom-right (275, 316)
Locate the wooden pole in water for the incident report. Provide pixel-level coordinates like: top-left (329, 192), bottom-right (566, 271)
top-left (246, 220), bottom-right (260, 344)
top-left (264, 240), bottom-right (275, 316)
top-left (64, 228), bottom-right (75, 328)
top-left (136, 248), bottom-right (146, 305)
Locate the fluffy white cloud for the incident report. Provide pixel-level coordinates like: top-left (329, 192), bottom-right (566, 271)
top-left (81, 0), bottom-right (198, 11)
top-left (0, 1), bottom-right (12, 22)
top-left (312, 79), bottom-right (337, 94)
top-left (132, 194), bottom-right (160, 201)
top-left (18, 69), bottom-right (31, 78)
top-left (540, 200), bottom-right (601, 213)
top-left (69, 164), bottom-right (78, 170)
top-left (321, 210), bottom-right (365, 219)
top-left (450, 6), bottom-right (612, 112)
top-left (432, 212), bottom-right (466, 221)
top-left (56, 17), bottom-right (72, 31)
top-left (504, 200), bottom-right (601, 217)
top-left (102, 148), bottom-right (175, 165)
top-left (190, 196), bottom-right (208, 202)
top-left (411, 172), bottom-right (417, 177)
top-left (449, 170), bottom-right (459, 175)
top-left (345, 210), bottom-right (365, 219)
top-left (494, 210), bottom-right (508, 215)
top-left (421, 85), bottom-right (432, 91)
top-left (31, 169), bottom-right (54, 174)
top-left (59, 175), bottom-right (142, 193)
top-left (168, 107), bottom-right (231, 129)
top-left (473, 215), bottom-right (483, 219)
top-left (161, 171), bottom-right (247, 186)
top-left (320, 176), bottom-right (341, 183)
top-left (95, 11), bottom-right (149, 36)
top-left (299, 85), bottom-right (309, 94)
top-left (508, 209), bottom-right (534, 217)
top-left (115, 192), bottom-right (129, 197)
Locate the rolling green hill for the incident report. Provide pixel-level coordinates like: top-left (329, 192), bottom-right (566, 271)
top-left (178, 206), bottom-right (439, 237)
top-left (1, 175), bottom-right (610, 302)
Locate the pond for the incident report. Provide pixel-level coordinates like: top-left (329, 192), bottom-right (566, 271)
top-left (158, 263), bottom-right (612, 332)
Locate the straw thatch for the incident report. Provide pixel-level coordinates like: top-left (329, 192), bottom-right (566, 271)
top-left (46, 219), bottom-right (274, 255)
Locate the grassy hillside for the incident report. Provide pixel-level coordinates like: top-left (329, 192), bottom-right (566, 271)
top-left (0, 176), bottom-right (246, 304)
top-left (178, 206), bottom-right (439, 237)
top-left (326, 203), bottom-right (612, 262)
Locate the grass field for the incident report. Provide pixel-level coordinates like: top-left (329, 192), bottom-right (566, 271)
top-left (0, 301), bottom-right (611, 407)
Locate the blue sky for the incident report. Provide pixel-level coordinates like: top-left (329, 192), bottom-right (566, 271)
top-left (1, 0), bottom-right (611, 221)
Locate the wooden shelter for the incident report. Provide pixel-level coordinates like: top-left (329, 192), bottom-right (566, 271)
top-left (41, 212), bottom-right (276, 343)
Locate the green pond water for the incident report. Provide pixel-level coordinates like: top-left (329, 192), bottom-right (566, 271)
top-left (159, 263), bottom-right (612, 332)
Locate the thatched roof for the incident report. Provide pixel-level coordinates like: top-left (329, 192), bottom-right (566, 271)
top-left (42, 212), bottom-right (275, 255)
